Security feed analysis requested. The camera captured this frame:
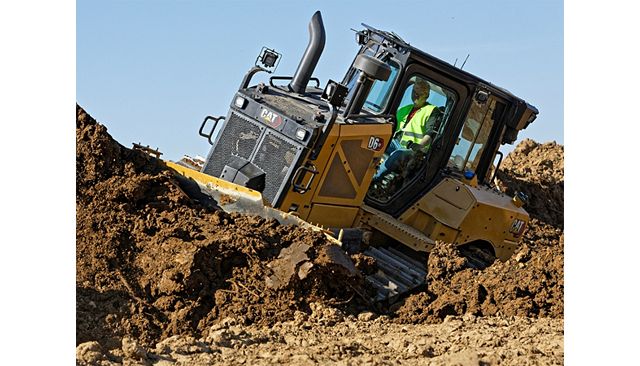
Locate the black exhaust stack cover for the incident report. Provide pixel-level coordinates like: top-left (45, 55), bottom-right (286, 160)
top-left (289, 11), bottom-right (326, 94)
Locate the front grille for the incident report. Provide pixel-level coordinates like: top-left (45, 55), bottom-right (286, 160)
top-left (202, 110), bottom-right (304, 206)
top-left (202, 112), bottom-right (264, 177)
top-left (252, 132), bottom-right (301, 205)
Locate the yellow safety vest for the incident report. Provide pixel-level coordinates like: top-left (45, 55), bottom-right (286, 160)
top-left (396, 104), bottom-right (436, 147)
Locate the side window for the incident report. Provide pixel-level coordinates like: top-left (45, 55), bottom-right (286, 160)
top-left (448, 98), bottom-right (497, 173)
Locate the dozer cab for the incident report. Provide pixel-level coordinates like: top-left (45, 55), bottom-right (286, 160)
top-left (170, 11), bottom-right (538, 302)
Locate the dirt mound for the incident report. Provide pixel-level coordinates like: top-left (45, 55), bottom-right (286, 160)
top-left (496, 139), bottom-right (564, 227)
top-left (76, 105), bottom-right (366, 350)
top-left (395, 221), bottom-right (563, 323)
top-left (395, 139), bottom-right (564, 323)
top-left (77, 106), bottom-right (564, 353)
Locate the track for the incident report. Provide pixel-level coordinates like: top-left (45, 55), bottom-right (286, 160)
top-left (458, 245), bottom-right (496, 269)
top-left (363, 246), bottom-right (427, 303)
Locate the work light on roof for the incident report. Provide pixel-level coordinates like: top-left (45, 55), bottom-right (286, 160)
top-left (255, 47), bottom-right (281, 73)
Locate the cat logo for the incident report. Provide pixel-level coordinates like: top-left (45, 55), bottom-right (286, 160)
top-left (259, 108), bottom-right (283, 128)
top-left (509, 219), bottom-right (527, 238)
top-left (366, 136), bottom-right (384, 151)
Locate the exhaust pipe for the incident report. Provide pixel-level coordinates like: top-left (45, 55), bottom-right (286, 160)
top-left (289, 11), bottom-right (326, 94)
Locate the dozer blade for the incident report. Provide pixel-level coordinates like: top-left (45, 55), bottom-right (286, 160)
top-left (364, 246), bottom-right (427, 303)
top-left (165, 161), bottom-right (340, 244)
top-left (165, 161), bottom-right (362, 294)
top-left (166, 161), bottom-right (425, 304)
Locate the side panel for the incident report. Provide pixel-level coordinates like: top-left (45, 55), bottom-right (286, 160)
top-left (455, 185), bottom-right (529, 260)
top-left (278, 123), bottom-right (392, 228)
top-left (276, 125), bottom-right (341, 220)
top-left (400, 210), bottom-right (459, 244)
top-left (313, 124), bottom-right (391, 206)
top-left (415, 178), bottom-right (476, 229)
top-left (306, 204), bottom-right (360, 228)
top-left (397, 178), bottom-right (529, 260)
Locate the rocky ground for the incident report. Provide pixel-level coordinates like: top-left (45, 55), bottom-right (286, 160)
top-left (77, 310), bottom-right (563, 366)
top-left (76, 105), bottom-right (564, 365)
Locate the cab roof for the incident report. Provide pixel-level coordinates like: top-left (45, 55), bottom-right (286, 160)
top-left (361, 23), bottom-right (537, 110)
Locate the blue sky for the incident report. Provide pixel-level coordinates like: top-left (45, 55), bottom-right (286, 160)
top-left (77, 0), bottom-right (563, 161)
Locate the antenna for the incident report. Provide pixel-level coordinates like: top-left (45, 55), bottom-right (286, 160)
top-left (460, 53), bottom-right (470, 70)
top-left (453, 58), bottom-right (458, 67)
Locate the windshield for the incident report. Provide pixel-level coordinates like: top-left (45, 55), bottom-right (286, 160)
top-left (362, 62), bottom-right (400, 113)
top-left (343, 46), bottom-right (400, 114)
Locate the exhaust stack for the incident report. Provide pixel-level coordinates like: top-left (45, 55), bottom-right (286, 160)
top-left (289, 11), bottom-right (326, 94)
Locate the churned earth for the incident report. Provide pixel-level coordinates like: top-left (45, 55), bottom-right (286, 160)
top-left (77, 308), bottom-right (563, 366)
top-left (76, 105), bottom-right (368, 350)
top-left (76, 105), bottom-right (564, 365)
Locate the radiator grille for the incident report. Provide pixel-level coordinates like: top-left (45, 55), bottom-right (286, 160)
top-left (202, 112), bottom-right (263, 177)
top-left (252, 132), bottom-right (299, 204)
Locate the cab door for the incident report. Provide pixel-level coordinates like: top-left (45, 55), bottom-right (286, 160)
top-left (364, 63), bottom-right (468, 217)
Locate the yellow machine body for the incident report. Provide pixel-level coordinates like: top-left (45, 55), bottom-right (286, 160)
top-left (269, 122), bottom-right (527, 261)
top-left (172, 116), bottom-right (530, 261)
top-left (395, 177), bottom-right (528, 260)
top-left (278, 122), bottom-right (393, 228)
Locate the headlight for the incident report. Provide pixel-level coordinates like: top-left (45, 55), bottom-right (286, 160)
top-left (234, 96), bottom-right (246, 109)
top-left (295, 128), bottom-right (307, 141)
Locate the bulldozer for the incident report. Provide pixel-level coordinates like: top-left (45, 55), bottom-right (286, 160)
top-left (165, 11), bottom-right (538, 303)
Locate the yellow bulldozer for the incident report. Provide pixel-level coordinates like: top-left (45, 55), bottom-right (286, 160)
top-left (164, 11), bottom-right (538, 302)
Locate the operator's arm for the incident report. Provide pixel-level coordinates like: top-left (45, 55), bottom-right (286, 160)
top-left (407, 135), bottom-right (432, 152)
top-left (417, 106), bottom-right (444, 147)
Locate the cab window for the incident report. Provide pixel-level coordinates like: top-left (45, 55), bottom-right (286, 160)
top-left (343, 46), bottom-right (400, 114)
top-left (448, 97), bottom-right (497, 173)
top-left (362, 62), bottom-right (399, 113)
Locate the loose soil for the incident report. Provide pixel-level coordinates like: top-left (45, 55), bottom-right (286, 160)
top-left (496, 139), bottom-right (564, 228)
top-left (395, 140), bottom-right (564, 324)
top-left (77, 310), bottom-right (563, 366)
top-left (76, 105), bottom-right (564, 364)
top-left (77, 105), bottom-right (367, 350)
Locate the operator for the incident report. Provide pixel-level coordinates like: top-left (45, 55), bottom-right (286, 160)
top-left (374, 78), bottom-right (437, 179)
top-left (395, 78), bottom-right (437, 150)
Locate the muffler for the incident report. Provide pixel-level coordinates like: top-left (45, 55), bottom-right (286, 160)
top-left (289, 11), bottom-right (326, 94)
